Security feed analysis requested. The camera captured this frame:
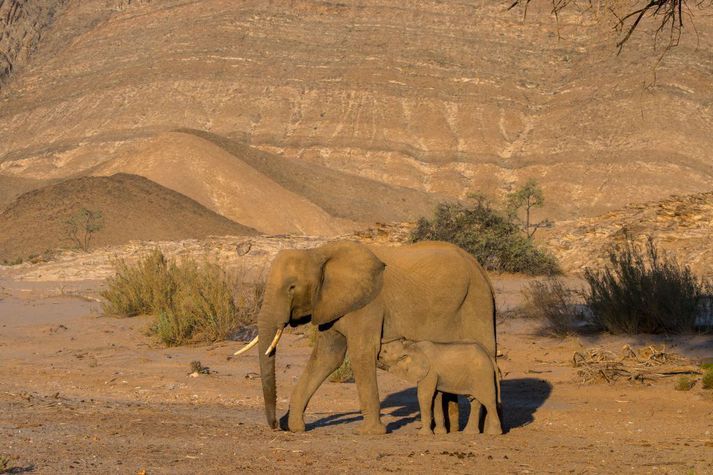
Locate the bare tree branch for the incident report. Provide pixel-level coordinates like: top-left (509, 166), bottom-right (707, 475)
top-left (506, 0), bottom-right (712, 52)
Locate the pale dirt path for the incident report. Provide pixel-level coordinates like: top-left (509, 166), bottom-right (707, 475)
top-left (1, 277), bottom-right (712, 474)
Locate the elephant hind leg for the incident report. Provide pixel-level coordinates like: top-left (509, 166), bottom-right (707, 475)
top-left (483, 403), bottom-right (503, 435)
top-left (287, 328), bottom-right (347, 432)
top-left (442, 392), bottom-right (460, 433)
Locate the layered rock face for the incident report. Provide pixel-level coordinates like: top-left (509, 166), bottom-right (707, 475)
top-left (545, 192), bottom-right (713, 279)
top-left (0, 0), bottom-right (68, 85)
top-left (0, 1), bottom-right (711, 230)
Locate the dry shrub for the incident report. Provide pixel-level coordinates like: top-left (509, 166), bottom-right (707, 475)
top-left (102, 250), bottom-right (261, 346)
top-left (572, 344), bottom-right (700, 384)
top-left (584, 236), bottom-right (709, 334)
top-left (329, 356), bottom-right (354, 383)
top-left (101, 249), bottom-right (175, 317)
top-left (703, 367), bottom-right (713, 390)
top-left (674, 376), bottom-right (694, 391)
top-left (523, 277), bottom-right (582, 336)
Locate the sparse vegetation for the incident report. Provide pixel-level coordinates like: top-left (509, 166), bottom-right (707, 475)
top-left (1, 257), bottom-right (23, 266)
top-left (506, 179), bottom-right (552, 239)
top-left (674, 375), bottom-right (694, 391)
top-left (64, 207), bottom-right (104, 252)
top-left (584, 236), bottom-right (709, 334)
top-left (101, 250), bottom-right (262, 346)
top-left (190, 360), bottom-right (210, 375)
top-left (329, 356), bottom-right (354, 383)
top-left (524, 277), bottom-right (582, 336)
top-left (411, 200), bottom-right (559, 275)
top-left (0, 455), bottom-right (9, 473)
top-left (702, 367), bottom-right (713, 390)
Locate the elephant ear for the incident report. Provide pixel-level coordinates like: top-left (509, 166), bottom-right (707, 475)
top-left (312, 241), bottom-right (386, 326)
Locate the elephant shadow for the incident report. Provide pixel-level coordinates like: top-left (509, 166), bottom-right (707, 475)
top-left (306, 387), bottom-right (420, 432)
top-left (500, 378), bottom-right (553, 431)
top-left (307, 378), bottom-right (552, 433)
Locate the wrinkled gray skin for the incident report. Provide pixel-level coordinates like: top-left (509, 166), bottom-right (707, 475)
top-left (379, 339), bottom-right (503, 436)
top-left (256, 240), bottom-right (496, 435)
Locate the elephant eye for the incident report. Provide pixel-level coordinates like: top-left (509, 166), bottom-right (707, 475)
top-left (288, 283), bottom-right (296, 292)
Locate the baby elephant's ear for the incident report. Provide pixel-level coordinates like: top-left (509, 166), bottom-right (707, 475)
top-left (404, 353), bottom-right (430, 381)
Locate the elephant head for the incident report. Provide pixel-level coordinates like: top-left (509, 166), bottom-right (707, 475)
top-left (235, 241), bottom-right (386, 429)
top-left (378, 339), bottom-right (429, 383)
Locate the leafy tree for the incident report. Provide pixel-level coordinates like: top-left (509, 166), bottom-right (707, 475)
top-left (65, 208), bottom-right (104, 252)
top-left (506, 179), bottom-right (552, 239)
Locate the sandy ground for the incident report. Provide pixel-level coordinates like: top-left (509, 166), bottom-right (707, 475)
top-left (1, 275), bottom-right (712, 474)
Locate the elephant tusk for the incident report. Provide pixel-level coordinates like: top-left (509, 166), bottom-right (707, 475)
top-left (264, 327), bottom-right (284, 356)
top-left (233, 336), bottom-right (259, 355)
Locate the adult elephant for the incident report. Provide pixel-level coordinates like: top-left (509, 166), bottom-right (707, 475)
top-left (235, 240), bottom-right (497, 434)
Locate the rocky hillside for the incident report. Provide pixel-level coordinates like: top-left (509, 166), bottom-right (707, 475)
top-left (0, 173), bottom-right (256, 263)
top-left (0, 0), bottom-right (67, 85)
top-left (546, 191), bottom-right (713, 279)
top-left (0, 1), bottom-right (711, 226)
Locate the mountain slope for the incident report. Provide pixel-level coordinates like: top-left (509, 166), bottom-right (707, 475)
top-left (0, 173), bottom-right (256, 263)
top-left (0, 1), bottom-right (711, 225)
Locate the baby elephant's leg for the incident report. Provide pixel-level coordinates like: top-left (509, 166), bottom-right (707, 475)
top-left (463, 397), bottom-right (481, 434)
top-left (432, 391), bottom-right (447, 435)
top-left (416, 373), bottom-right (438, 436)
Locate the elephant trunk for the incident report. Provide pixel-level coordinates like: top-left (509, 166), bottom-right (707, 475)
top-left (256, 295), bottom-right (289, 429)
top-left (258, 318), bottom-right (279, 429)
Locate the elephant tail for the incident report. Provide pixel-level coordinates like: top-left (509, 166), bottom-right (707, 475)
top-left (490, 356), bottom-right (502, 405)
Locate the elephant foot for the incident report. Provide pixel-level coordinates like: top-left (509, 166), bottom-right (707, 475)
top-left (418, 427), bottom-right (434, 437)
top-left (462, 425), bottom-right (479, 435)
top-left (433, 426), bottom-right (448, 435)
top-left (356, 421), bottom-right (387, 435)
top-left (483, 421), bottom-right (503, 435)
top-left (287, 415), bottom-right (306, 433)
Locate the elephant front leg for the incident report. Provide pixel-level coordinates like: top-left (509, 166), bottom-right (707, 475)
top-left (432, 392), bottom-right (447, 435)
top-left (287, 328), bottom-right (347, 432)
top-left (416, 373), bottom-right (438, 436)
top-left (349, 346), bottom-right (386, 435)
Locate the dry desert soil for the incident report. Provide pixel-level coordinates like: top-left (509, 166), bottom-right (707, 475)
top-left (1, 248), bottom-right (712, 474)
top-left (1, 1), bottom-right (713, 473)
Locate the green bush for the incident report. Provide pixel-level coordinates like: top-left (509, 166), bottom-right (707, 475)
top-left (524, 277), bottom-right (582, 336)
top-left (411, 201), bottom-right (559, 275)
top-left (584, 236), bottom-right (708, 334)
top-left (102, 250), bottom-right (261, 346)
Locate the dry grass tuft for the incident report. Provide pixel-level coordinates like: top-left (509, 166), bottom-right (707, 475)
top-left (674, 375), bottom-right (695, 391)
top-left (523, 277), bottom-right (583, 336)
top-left (702, 367), bottom-right (713, 390)
top-left (329, 356), bottom-right (354, 383)
top-left (572, 344), bottom-right (701, 384)
top-left (101, 250), bottom-right (263, 346)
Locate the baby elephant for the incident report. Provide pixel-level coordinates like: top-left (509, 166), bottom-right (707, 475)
top-left (378, 338), bottom-right (503, 436)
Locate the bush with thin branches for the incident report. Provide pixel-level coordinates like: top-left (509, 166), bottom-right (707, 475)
top-left (584, 236), bottom-right (708, 334)
top-left (524, 277), bottom-right (582, 336)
